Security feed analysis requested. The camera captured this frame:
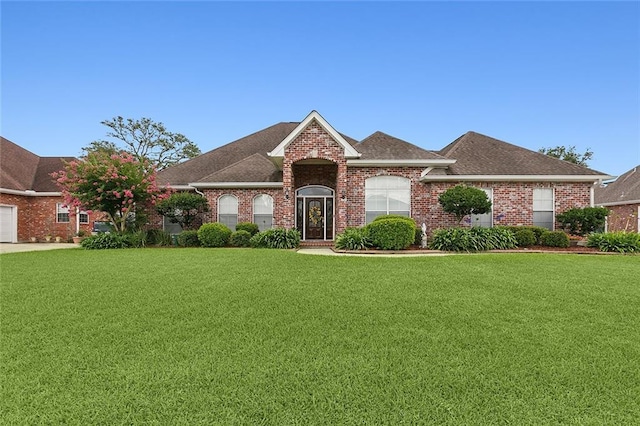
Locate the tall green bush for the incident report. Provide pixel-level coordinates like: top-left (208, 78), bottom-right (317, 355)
top-left (230, 230), bottom-right (252, 247)
top-left (539, 231), bottom-right (570, 248)
top-left (197, 223), bottom-right (232, 247)
top-left (365, 218), bottom-right (415, 250)
top-left (177, 230), bottom-right (200, 247)
top-left (556, 207), bottom-right (609, 236)
top-left (438, 185), bottom-right (492, 224)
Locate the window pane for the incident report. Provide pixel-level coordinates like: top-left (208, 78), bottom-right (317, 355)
top-left (365, 176), bottom-right (411, 221)
top-left (254, 214), bottom-right (272, 232)
top-left (533, 211), bottom-right (554, 230)
top-left (366, 211), bottom-right (386, 224)
top-left (471, 188), bottom-right (492, 227)
top-left (297, 187), bottom-right (333, 196)
top-left (533, 188), bottom-right (553, 210)
top-left (56, 204), bottom-right (70, 223)
top-left (253, 194), bottom-right (273, 215)
top-left (163, 216), bottom-right (182, 234)
top-left (79, 212), bottom-right (89, 224)
top-left (219, 214), bottom-right (237, 230)
top-left (388, 192), bottom-right (410, 211)
top-left (219, 195), bottom-right (238, 214)
top-left (365, 190), bottom-right (387, 210)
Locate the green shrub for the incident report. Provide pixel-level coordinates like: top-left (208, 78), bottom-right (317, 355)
top-left (146, 229), bottom-right (173, 246)
top-left (177, 230), bottom-right (200, 247)
top-left (124, 230), bottom-right (148, 248)
top-left (365, 218), bottom-right (415, 250)
top-left (229, 230), bottom-right (252, 247)
top-left (587, 232), bottom-right (640, 253)
top-left (499, 226), bottom-right (547, 244)
top-left (236, 222), bottom-right (260, 236)
top-left (429, 227), bottom-right (517, 252)
top-left (372, 214), bottom-right (415, 224)
top-left (81, 233), bottom-right (130, 250)
top-left (414, 227), bottom-right (424, 246)
top-left (556, 207), bottom-right (609, 236)
top-left (514, 228), bottom-right (537, 247)
top-left (250, 228), bottom-right (301, 249)
top-left (335, 227), bottom-right (371, 251)
top-left (197, 223), bottom-right (232, 247)
top-left (540, 231), bottom-right (570, 248)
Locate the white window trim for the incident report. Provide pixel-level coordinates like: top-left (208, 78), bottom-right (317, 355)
top-left (253, 194), bottom-right (274, 231)
top-left (217, 194), bottom-right (238, 228)
top-left (364, 175), bottom-right (411, 224)
top-left (533, 188), bottom-right (555, 230)
top-left (56, 203), bottom-right (70, 223)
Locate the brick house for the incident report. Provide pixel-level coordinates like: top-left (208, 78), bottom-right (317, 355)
top-left (0, 137), bottom-right (97, 242)
top-left (157, 111), bottom-right (612, 241)
top-left (595, 165), bottom-right (639, 233)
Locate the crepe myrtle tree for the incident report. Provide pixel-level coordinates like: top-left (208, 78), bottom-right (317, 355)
top-left (438, 185), bottom-right (492, 225)
top-left (155, 191), bottom-right (209, 230)
top-left (52, 151), bottom-right (171, 233)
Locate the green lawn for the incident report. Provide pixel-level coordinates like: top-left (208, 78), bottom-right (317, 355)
top-left (1, 249), bottom-right (639, 424)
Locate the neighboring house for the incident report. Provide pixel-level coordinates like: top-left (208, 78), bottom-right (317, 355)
top-left (0, 137), bottom-right (96, 242)
top-left (595, 165), bottom-right (640, 233)
top-left (157, 110), bottom-right (612, 241)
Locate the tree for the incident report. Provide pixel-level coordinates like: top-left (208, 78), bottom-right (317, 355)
top-left (156, 192), bottom-right (209, 230)
top-left (52, 151), bottom-right (170, 233)
top-left (438, 185), bottom-right (492, 225)
top-left (538, 145), bottom-right (593, 167)
top-left (83, 116), bottom-right (200, 170)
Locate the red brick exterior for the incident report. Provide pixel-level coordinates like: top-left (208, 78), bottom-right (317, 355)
top-left (0, 193), bottom-right (97, 242)
top-left (605, 204), bottom-right (640, 233)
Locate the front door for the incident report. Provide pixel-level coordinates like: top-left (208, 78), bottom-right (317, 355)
top-left (305, 199), bottom-right (324, 239)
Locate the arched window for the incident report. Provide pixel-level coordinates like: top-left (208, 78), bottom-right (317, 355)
top-left (253, 194), bottom-right (273, 232)
top-left (365, 176), bottom-right (411, 223)
top-left (218, 195), bottom-right (238, 230)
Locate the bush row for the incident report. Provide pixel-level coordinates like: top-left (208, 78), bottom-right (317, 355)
top-left (587, 232), bottom-right (640, 253)
top-left (335, 215), bottom-right (417, 251)
top-left (429, 227), bottom-right (518, 252)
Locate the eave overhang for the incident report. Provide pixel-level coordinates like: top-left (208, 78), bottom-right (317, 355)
top-left (189, 182), bottom-right (283, 189)
top-left (595, 199), bottom-right (640, 207)
top-left (420, 174), bottom-right (615, 183)
top-left (0, 188), bottom-right (62, 196)
top-left (347, 159), bottom-right (455, 167)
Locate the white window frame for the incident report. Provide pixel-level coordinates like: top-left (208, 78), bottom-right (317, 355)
top-left (218, 194), bottom-right (238, 230)
top-left (533, 188), bottom-right (554, 230)
top-left (364, 176), bottom-right (411, 224)
top-left (79, 210), bottom-right (89, 224)
top-left (470, 188), bottom-right (493, 227)
top-left (56, 203), bottom-right (70, 223)
top-left (253, 194), bottom-right (273, 232)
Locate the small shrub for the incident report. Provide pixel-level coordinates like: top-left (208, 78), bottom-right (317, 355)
top-left (414, 227), bottom-right (424, 246)
top-left (197, 223), bottom-right (232, 248)
top-left (365, 218), bottom-right (415, 250)
top-left (335, 227), bottom-right (371, 251)
top-left (124, 230), bottom-right (148, 248)
top-left (429, 227), bottom-right (517, 252)
top-left (146, 229), bottom-right (173, 246)
top-left (250, 228), bottom-right (300, 249)
top-left (540, 231), bottom-right (570, 248)
top-left (81, 233), bottom-right (130, 250)
top-left (372, 214), bottom-right (415, 224)
top-left (177, 230), bottom-right (200, 247)
top-left (587, 232), bottom-right (640, 253)
top-left (236, 222), bottom-right (260, 236)
top-left (514, 228), bottom-right (537, 247)
top-left (499, 226), bottom-right (547, 244)
top-left (229, 230), bottom-right (252, 247)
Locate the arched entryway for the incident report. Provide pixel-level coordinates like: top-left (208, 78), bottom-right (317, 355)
top-left (295, 186), bottom-right (334, 241)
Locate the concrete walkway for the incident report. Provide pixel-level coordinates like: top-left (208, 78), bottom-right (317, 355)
top-left (296, 247), bottom-right (451, 257)
top-left (0, 243), bottom-right (80, 254)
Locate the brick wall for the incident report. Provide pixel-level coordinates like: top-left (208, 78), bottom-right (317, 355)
top-left (606, 204), bottom-right (639, 232)
top-left (0, 193), bottom-right (97, 242)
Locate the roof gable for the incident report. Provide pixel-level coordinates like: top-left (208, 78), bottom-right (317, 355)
top-left (356, 131), bottom-right (448, 160)
top-left (595, 165), bottom-right (640, 205)
top-left (435, 131), bottom-right (609, 178)
top-left (268, 111), bottom-right (361, 159)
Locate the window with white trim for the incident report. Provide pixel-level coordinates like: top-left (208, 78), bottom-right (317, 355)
top-left (79, 210), bottom-right (89, 224)
top-left (533, 188), bottom-right (554, 230)
top-left (365, 176), bottom-right (411, 224)
top-left (470, 188), bottom-right (493, 227)
top-left (253, 194), bottom-right (273, 232)
top-left (218, 195), bottom-right (238, 230)
top-left (56, 203), bottom-right (70, 223)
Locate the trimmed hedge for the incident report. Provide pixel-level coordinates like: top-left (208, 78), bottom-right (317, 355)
top-left (587, 232), bottom-right (640, 253)
top-left (429, 227), bottom-right (517, 252)
top-left (498, 226), bottom-right (547, 244)
top-left (236, 222), bottom-right (260, 236)
top-left (230, 230), bottom-right (252, 247)
top-left (335, 227), bottom-right (371, 251)
top-left (556, 207), bottom-right (608, 236)
top-left (539, 231), bottom-right (570, 248)
top-left (177, 230), bottom-right (200, 247)
top-left (365, 218), bottom-right (415, 250)
top-left (250, 228), bottom-right (300, 249)
top-left (81, 233), bottom-right (130, 250)
top-left (513, 228), bottom-right (537, 247)
top-left (197, 223), bottom-right (232, 247)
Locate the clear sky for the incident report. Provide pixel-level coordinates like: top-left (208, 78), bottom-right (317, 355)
top-left (2, 1), bottom-right (639, 177)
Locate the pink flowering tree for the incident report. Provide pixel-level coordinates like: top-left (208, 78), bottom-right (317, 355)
top-left (52, 151), bottom-right (170, 233)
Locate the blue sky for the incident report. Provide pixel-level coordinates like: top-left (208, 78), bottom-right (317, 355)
top-left (2, 1), bottom-right (638, 177)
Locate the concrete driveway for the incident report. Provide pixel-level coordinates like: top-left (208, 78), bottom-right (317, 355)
top-left (0, 243), bottom-right (81, 254)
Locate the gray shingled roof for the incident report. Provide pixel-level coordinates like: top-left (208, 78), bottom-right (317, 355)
top-left (595, 165), bottom-right (640, 205)
top-left (197, 153), bottom-right (282, 183)
top-left (1, 137), bottom-right (72, 192)
top-left (439, 131), bottom-right (607, 176)
top-left (356, 131), bottom-right (446, 160)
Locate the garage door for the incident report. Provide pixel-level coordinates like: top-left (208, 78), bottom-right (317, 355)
top-left (0, 205), bottom-right (16, 243)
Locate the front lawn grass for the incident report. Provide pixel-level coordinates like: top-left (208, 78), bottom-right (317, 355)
top-left (1, 249), bottom-right (639, 424)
